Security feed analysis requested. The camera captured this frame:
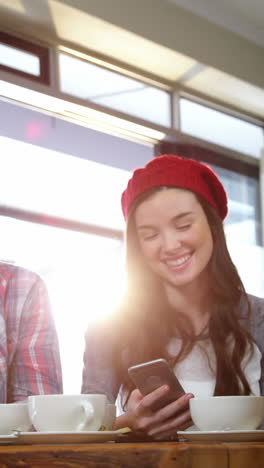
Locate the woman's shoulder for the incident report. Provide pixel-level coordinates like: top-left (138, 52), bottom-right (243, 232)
top-left (247, 294), bottom-right (264, 320)
top-left (238, 294), bottom-right (264, 347)
top-left (238, 293), bottom-right (264, 318)
top-left (248, 293), bottom-right (264, 305)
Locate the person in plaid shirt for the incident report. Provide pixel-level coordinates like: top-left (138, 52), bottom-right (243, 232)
top-left (0, 262), bottom-right (63, 402)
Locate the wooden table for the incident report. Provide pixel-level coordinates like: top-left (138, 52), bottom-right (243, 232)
top-left (0, 440), bottom-right (263, 468)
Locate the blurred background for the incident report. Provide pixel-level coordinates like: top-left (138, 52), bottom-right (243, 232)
top-left (0, 0), bottom-right (263, 393)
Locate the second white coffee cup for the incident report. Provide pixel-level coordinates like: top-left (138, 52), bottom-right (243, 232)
top-left (0, 403), bottom-right (31, 435)
top-left (28, 394), bottom-right (107, 432)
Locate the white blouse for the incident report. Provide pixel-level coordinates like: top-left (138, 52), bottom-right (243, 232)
top-left (168, 336), bottom-right (261, 397)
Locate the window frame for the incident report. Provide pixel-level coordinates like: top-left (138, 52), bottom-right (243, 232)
top-left (156, 141), bottom-right (259, 179)
top-left (0, 31), bottom-right (50, 85)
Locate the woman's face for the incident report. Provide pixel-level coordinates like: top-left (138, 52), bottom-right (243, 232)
top-left (134, 188), bottom-right (214, 291)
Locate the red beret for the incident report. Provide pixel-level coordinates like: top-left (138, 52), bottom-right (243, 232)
top-left (121, 155), bottom-right (228, 220)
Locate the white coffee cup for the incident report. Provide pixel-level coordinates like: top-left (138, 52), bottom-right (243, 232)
top-left (101, 404), bottom-right (116, 431)
top-left (190, 395), bottom-right (264, 431)
top-left (0, 403), bottom-right (32, 435)
top-left (28, 394), bottom-right (107, 432)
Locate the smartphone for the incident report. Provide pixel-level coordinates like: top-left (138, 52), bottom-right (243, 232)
top-left (128, 358), bottom-right (185, 410)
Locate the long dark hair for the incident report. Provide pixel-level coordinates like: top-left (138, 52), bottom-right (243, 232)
top-left (117, 187), bottom-right (253, 408)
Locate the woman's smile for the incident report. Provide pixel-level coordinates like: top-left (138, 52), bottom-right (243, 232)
top-left (163, 254), bottom-right (192, 271)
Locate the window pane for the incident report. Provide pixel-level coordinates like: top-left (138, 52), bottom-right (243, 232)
top-left (211, 164), bottom-right (261, 245)
top-left (0, 44), bottom-right (40, 76)
top-left (226, 241), bottom-right (264, 299)
top-left (180, 98), bottom-right (264, 158)
top-left (0, 136), bottom-right (130, 231)
top-left (59, 53), bottom-right (170, 127)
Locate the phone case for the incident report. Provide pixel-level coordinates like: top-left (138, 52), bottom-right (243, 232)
top-left (128, 358), bottom-right (184, 409)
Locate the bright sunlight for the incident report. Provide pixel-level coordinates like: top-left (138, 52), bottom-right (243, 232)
top-left (0, 136), bottom-right (130, 392)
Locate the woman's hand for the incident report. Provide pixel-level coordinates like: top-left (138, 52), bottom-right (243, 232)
top-left (124, 385), bottom-right (194, 440)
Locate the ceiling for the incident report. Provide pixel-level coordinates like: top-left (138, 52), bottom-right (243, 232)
top-left (0, 0), bottom-right (264, 121)
top-left (167, 0), bottom-right (264, 48)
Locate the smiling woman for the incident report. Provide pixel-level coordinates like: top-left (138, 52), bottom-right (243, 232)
top-left (82, 154), bottom-right (264, 440)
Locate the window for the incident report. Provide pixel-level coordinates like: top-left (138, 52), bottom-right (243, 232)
top-left (0, 31), bottom-right (50, 84)
top-left (0, 135), bottom-right (129, 231)
top-left (0, 135), bottom-right (129, 394)
top-left (0, 98), bottom-right (154, 393)
top-left (59, 53), bottom-right (170, 127)
top-left (180, 98), bottom-right (264, 159)
top-left (211, 164), bottom-right (261, 245)
top-left (0, 44), bottom-right (40, 76)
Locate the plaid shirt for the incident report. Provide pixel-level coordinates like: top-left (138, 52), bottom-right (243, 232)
top-left (0, 262), bottom-right (63, 402)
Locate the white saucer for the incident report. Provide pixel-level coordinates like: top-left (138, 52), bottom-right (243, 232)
top-left (178, 430), bottom-right (264, 442)
top-left (15, 431), bottom-right (121, 444)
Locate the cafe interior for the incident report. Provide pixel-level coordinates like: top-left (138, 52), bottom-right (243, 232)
top-left (0, 0), bottom-right (264, 405)
top-left (0, 0), bottom-right (264, 393)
